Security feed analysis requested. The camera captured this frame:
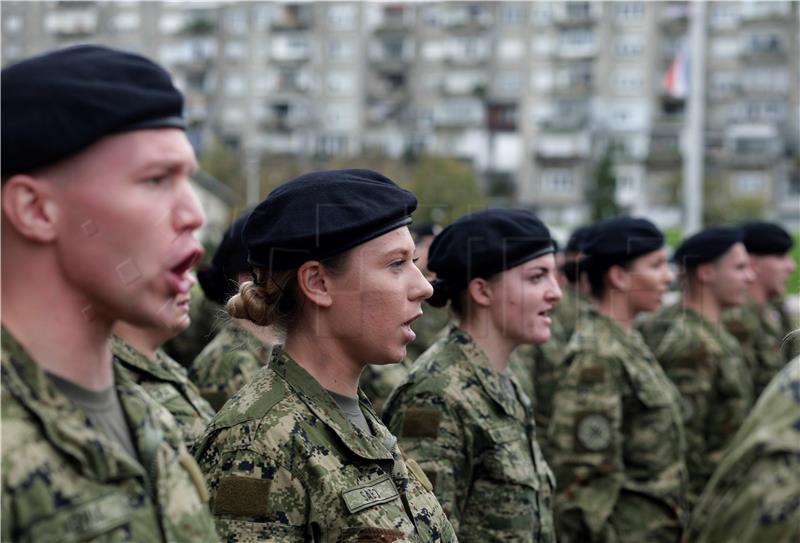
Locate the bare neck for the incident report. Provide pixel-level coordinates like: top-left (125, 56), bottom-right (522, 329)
top-left (2, 255), bottom-right (114, 390)
top-left (283, 323), bottom-right (362, 398)
top-left (112, 321), bottom-right (163, 359)
top-left (235, 318), bottom-right (285, 347)
top-left (683, 285), bottom-right (722, 324)
top-left (595, 290), bottom-right (636, 330)
top-left (459, 310), bottom-right (516, 373)
top-left (747, 281), bottom-right (768, 306)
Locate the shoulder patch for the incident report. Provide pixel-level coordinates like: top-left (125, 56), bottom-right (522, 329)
top-left (213, 475), bottom-right (271, 517)
top-left (575, 412), bottom-right (613, 452)
top-left (401, 407), bottom-right (442, 438)
top-left (579, 366), bottom-right (605, 384)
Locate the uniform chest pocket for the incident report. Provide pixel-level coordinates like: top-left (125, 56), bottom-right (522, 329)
top-left (484, 422), bottom-right (538, 488)
top-left (144, 384), bottom-right (182, 405)
top-left (340, 475), bottom-right (401, 514)
top-left (24, 493), bottom-right (132, 543)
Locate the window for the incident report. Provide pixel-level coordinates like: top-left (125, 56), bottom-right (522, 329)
top-left (614, 35), bottom-right (644, 58)
top-left (530, 3), bottom-right (552, 26)
top-left (710, 37), bottom-right (739, 59)
top-left (710, 71), bottom-right (738, 97)
top-left (326, 72), bottom-right (355, 95)
top-left (734, 172), bottom-right (766, 194)
top-left (329, 38), bottom-right (354, 61)
top-left (614, 70), bottom-right (644, 94)
top-left (710, 3), bottom-right (739, 29)
top-left (494, 72), bottom-right (523, 96)
top-left (614, 2), bottom-right (645, 23)
top-left (114, 12), bottom-right (140, 31)
top-left (531, 35), bottom-right (554, 56)
top-left (499, 4), bottom-right (525, 26)
top-left (225, 41), bottom-right (246, 60)
top-left (4, 15), bottom-right (23, 33)
top-left (748, 32), bottom-right (783, 54)
top-left (328, 4), bottom-right (356, 30)
top-left (224, 75), bottom-right (246, 97)
top-left (542, 170), bottom-right (575, 194)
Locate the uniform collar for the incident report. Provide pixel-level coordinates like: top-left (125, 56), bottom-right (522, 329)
top-left (447, 327), bottom-right (528, 421)
top-left (111, 336), bottom-right (182, 384)
top-left (270, 348), bottom-right (396, 461)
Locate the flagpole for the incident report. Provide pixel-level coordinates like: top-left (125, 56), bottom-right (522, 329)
top-left (682, 1), bottom-right (706, 236)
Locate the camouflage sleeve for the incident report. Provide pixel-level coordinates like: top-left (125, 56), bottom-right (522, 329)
top-left (690, 451), bottom-right (800, 543)
top-left (547, 353), bottom-right (625, 541)
top-left (204, 447), bottom-right (308, 542)
top-left (655, 337), bottom-right (716, 496)
top-left (384, 392), bottom-right (471, 533)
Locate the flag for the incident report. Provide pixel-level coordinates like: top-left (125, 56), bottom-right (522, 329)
top-left (663, 41), bottom-right (689, 100)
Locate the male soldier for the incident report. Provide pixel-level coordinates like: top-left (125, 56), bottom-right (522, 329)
top-left (1, 45), bottom-right (218, 541)
top-left (655, 227), bottom-right (755, 504)
top-left (688, 355), bottom-right (800, 543)
top-left (724, 221), bottom-right (798, 395)
top-left (112, 274), bottom-right (216, 451)
top-left (190, 210), bottom-right (278, 411)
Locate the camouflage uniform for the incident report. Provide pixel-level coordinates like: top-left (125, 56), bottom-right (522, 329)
top-left (552, 286), bottom-right (585, 342)
top-left (688, 356), bottom-right (800, 543)
top-left (383, 327), bottom-right (557, 543)
top-left (724, 298), bottom-right (790, 396)
top-left (113, 337), bottom-right (215, 451)
top-left (772, 295), bottom-right (800, 361)
top-left (636, 302), bottom-right (681, 354)
top-left (1, 328), bottom-right (219, 542)
top-left (360, 359), bottom-right (412, 414)
top-left (405, 302), bottom-right (451, 362)
top-left (653, 308), bottom-right (754, 503)
top-left (509, 316), bottom-right (567, 452)
top-left (195, 347), bottom-right (456, 542)
top-left (547, 306), bottom-right (688, 543)
top-left (188, 320), bottom-right (274, 412)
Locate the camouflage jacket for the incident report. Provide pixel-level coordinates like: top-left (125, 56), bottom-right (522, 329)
top-left (113, 337), bottom-right (215, 452)
top-left (724, 298), bottom-right (789, 397)
top-left (1, 328), bottom-right (219, 543)
top-left (636, 302), bottom-right (682, 355)
top-left (360, 358), bottom-right (412, 414)
top-left (194, 348), bottom-right (456, 542)
top-left (547, 307), bottom-right (688, 543)
top-left (688, 356), bottom-right (800, 543)
top-left (509, 316), bottom-right (567, 454)
top-left (188, 320), bottom-right (274, 412)
top-left (552, 287), bottom-right (587, 342)
top-left (383, 327), bottom-right (556, 543)
top-left (405, 302), bottom-right (451, 363)
top-left (653, 308), bottom-right (754, 502)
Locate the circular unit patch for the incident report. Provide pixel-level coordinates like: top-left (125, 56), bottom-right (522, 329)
top-left (576, 413), bottom-right (613, 452)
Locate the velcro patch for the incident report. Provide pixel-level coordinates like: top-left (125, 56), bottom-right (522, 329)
top-left (401, 407), bottom-right (442, 438)
top-left (355, 527), bottom-right (406, 542)
top-left (214, 476), bottom-right (271, 518)
top-left (579, 367), bottom-right (605, 384)
top-left (341, 475), bottom-right (400, 514)
top-left (575, 412), bottom-right (613, 452)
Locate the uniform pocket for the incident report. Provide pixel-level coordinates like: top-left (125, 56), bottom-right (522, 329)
top-left (25, 493), bottom-right (132, 543)
top-left (484, 422), bottom-right (538, 489)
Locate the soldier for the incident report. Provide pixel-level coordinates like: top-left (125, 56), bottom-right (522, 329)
top-left (383, 209), bottom-right (561, 542)
top-left (194, 169), bottom-right (456, 541)
top-left (555, 224), bottom-right (593, 341)
top-left (724, 221), bottom-right (798, 395)
top-left (190, 210), bottom-right (279, 411)
top-left (547, 217), bottom-right (688, 543)
top-left (1, 45), bottom-right (218, 541)
top-left (655, 227), bottom-right (755, 504)
top-left (112, 278), bottom-right (216, 451)
top-left (688, 355), bottom-right (800, 543)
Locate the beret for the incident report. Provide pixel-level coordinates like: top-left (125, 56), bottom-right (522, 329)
top-left (428, 208), bottom-right (554, 290)
top-left (741, 221), bottom-right (794, 255)
top-left (565, 225), bottom-right (593, 254)
top-left (672, 226), bottom-right (743, 268)
top-left (581, 217), bottom-right (664, 270)
top-left (244, 169), bottom-right (417, 269)
top-left (197, 210), bottom-right (253, 306)
top-left (2, 44), bottom-right (185, 177)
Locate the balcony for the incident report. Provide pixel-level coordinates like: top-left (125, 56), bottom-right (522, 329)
top-left (375, 4), bottom-right (414, 31)
top-left (553, 2), bottom-right (597, 26)
top-left (534, 132), bottom-right (591, 160)
top-left (740, 37), bottom-right (787, 62)
top-left (271, 4), bottom-right (313, 30)
top-left (368, 36), bottom-right (413, 72)
top-left (441, 5), bottom-right (492, 28)
top-left (432, 98), bottom-right (484, 128)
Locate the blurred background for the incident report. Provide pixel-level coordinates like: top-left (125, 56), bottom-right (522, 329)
top-left (2, 1), bottom-right (798, 290)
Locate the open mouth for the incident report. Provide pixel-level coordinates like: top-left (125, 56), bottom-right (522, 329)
top-left (167, 248), bottom-right (203, 294)
top-left (402, 312), bottom-right (423, 329)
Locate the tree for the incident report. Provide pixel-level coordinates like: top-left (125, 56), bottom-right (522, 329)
top-left (405, 154), bottom-right (487, 225)
top-left (198, 138), bottom-right (245, 197)
top-left (588, 146), bottom-right (620, 221)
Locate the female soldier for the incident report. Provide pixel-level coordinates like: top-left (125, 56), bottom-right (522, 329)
top-left (547, 217), bottom-right (688, 543)
top-left (383, 209), bottom-right (561, 542)
top-left (194, 169), bottom-right (456, 542)
top-left (190, 210), bottom-right (279, 411)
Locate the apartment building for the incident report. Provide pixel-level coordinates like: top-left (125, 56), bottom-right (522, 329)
top-left (3, 1), bottom-right (797, 229)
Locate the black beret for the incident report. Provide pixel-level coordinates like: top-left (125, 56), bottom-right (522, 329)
top-left (672, 226), bottom-right (743, 269)
top-left (565, 225), bottom-right (593, 254)
top-left (581, 217), bottom-right (664, 270)
top-left (244, 169), bottom-right (417, 269)
top-left (197, 210), bottom-right (253, 306)
top-left (428, 208), bottom-right (554, 290)
top-left (741, 221), bottom-right (794, 255)
top-left (2, 44), bottom-right (185, 177)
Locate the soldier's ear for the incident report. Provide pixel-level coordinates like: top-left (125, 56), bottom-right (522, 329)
top-left (606, 264), bottom-right (630, 292)
top-left (296, 261), bottom-right (333, 308)
top-left (695, 262), bottom-right (715, 285)
top-left (466, 277), bottom-right (492, 307)
top-left (1, 174), bottom-right (60, 243)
